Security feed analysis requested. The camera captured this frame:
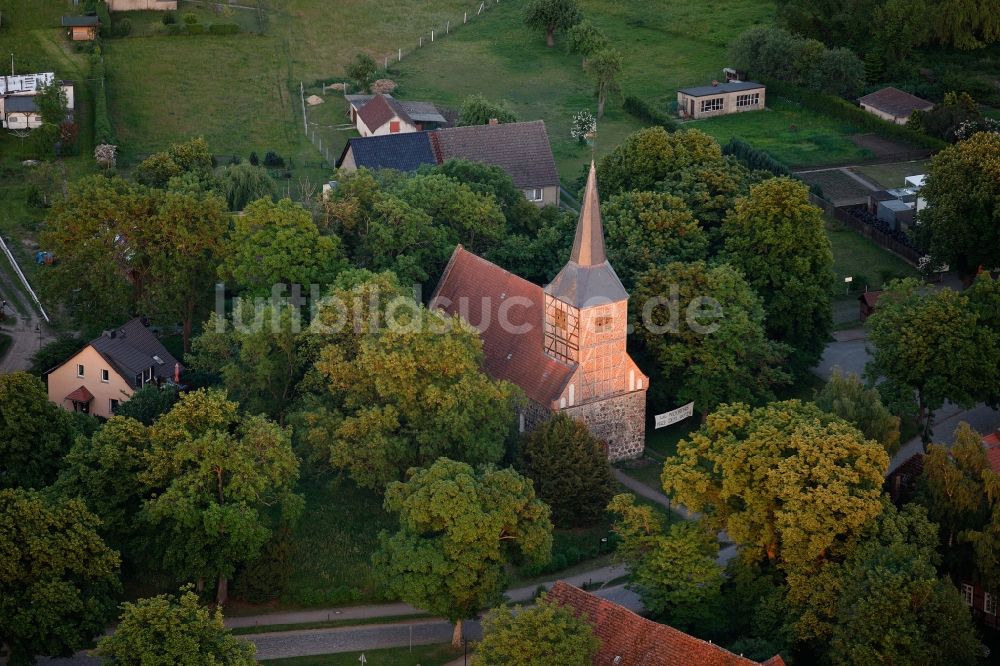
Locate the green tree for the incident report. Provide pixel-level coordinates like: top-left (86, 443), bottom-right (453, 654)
top-left (189, 304), bottom-right (322, 423)
top-left (139, 389), bottom-right (302, 604)
top-left (113, 384), bottom-right (179, 425)
top-left (516, 413), bottom-right (615, 527)
top-left (457, 94), bottom-right (518, 126)
top-left (29, 335), bottom-right (86, 376)
top-left (220, 197), bottom-right (345, 295)
top-left (915, 132), bottom-right (1000, 277)
top-left (374, 458), bottom-right (552, 647)
top-left (608, 493), bottom-right (723, 631)
top-left (962, 469), bottom-right (1000, 590)
top-left (871, 0), bottom-right (929, 74)
top-left (723, 177), bottom-right (834, 372)
top-left (865, 280), bottom-right (996, 440)
top-left (435, 159), bottom-right (547, 236)
top-left (475, 595), bottom-right (599, 665)
top-left (97, 587), bottom-right (255, 665)
top-left (585, 47), bottom-right (623, 119)
top-left (32, 81), bottom-right (70, 157)
top-left (133, 137), bottom-right (215, 190)
top-left (219, 162), bottom-right (274, 211)
top-left (814, 368), bottom-right (901, 455)
top-left (926, 0), bottom-right (1000, 49)
top-left (309, 303), bottom-right (520, 490)
top-left (633, 262), bottom-right (791, 416)
top-left (811, 47), bottom-right (865, 97)
top-left (565, 20), bottom-right (607, 69)
top-left (362, 194), bottom-right (451, 285)
top-left (662, 401), bottom-right (888, 573)
top-left (523, 0), bottom-right (581, 47)
top-left (346, 53), bottom-right (378, 93)
top-left (0, 489), bottom-right (121, 665)
top-left (601, 191), bottom-right (709, 289)
top-left (0, 371), bottom-right (82, 489)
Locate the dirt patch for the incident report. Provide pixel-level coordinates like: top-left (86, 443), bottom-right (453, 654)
top-left (850, 133), bottom-right (923, 159)
top-left (796, 169), bottom-right (872, 207)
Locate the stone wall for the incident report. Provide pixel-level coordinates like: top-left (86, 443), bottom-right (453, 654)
top-left (518, 399), bottom-right (551, 434)
top-left (563, 390), bottom-right (646, 462)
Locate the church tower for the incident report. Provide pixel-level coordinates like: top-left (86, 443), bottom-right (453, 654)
top-left (542, 163), bottom-right (647, 460)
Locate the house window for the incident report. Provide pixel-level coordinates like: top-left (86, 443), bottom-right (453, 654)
top-left (962, 583), bottom-right (974, 606)
top-left (986, 592), bottom-right (997, 616)
top-left (553, 308), bottom-right (568, 330)
top-left (77, 364), bottom-right (85, 378)
top-left (134, 373), bottom-right (143, 389)
top-left (700, 97), bottom-right (724, 113)
top-left (145, 367), bottom-right (153, 382)
top-left (736, 92), bottom-right (760, 108)
top-left (594, 316), bottom-right (613, 333)
top-left (110, 398), bottom-right (120, 414)
top-left (101, 369), bottom-right (109, 383)
top-left (389, 120), bottom-right (401, 133)
top-left (524, 188), bottom-right (544, 202)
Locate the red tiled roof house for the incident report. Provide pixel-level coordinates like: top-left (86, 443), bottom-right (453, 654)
top-left (431, 164), bottom-right (648, 461)
top-left (547, 581), bottom-right (787, 666)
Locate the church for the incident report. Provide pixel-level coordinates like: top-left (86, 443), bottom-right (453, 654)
top-left (431, 163), bottom-right (648, 460)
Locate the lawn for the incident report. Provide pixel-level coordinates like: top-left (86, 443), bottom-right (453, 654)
top-left (825, 222), bottom-right (920, 292)
top-left (851, 159), bottom-right (929, 190)
top-left (392, 0), bottom-right (776, 180)
top-left (261, 643), bottom-right (462, 665)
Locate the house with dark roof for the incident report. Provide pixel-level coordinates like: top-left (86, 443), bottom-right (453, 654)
top-left (336, 120), bottom-right (561, 206)
top-left (345, 93), bottom-right (447, 136)
top-left (859, 87), bottom-right (933, 125)
top-left (61, 15), bottom-right (100, 41)
top-left (677, 80), bottom-right (765, 119)
top-left (547, 581), bottom-right (787, 666)
top-left (46, 318), bottom-right (182, 418)
top-left (431, 164), bottom-right (647, 460)
top-left (1, 72), bottom-right (75, 130)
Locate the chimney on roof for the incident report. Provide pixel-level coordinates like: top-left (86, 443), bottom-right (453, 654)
top-left (103, 329), bottom-right (115, 338)
top-left (174, 362), bottom-right (180, 384)
top-left (488, 118), bottom-right (499, 125)
top-left (711, 80), bottom-right (719, 86)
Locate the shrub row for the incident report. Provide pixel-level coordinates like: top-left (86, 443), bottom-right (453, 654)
top-left (164, 23), bottom-right (241, 36)
top-left (764, 80), bottom-right (948, 151)
top-left (622, 95), bottom-right (678, 132)
top-left (90, 54), bottom-right (115, 146)
top-left (722, 138), bottom-right (792, 177)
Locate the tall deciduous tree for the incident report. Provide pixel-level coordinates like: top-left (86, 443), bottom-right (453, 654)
top-left (585, 47), bottom-right (623, 119)
top-left (0, 371), bottom-right (83, 489)
top-left (608, 493), bottom-right (723, 631)
top-left (915, 132), bottom-right (1000, 277)
top-left (133, 137), bottom-right (215, 191)
top-left (219, 162), bottom-right (274, 211)
top-left (814, 368), bottom-right (901, 455)
top-left (662, 401), bottom-right (888, 573)
top-left (523, 0), bottom-right (581, 47)
top-left (139, 389), bottom-right (302, 604)
top-left (220, 197), bottom-right (345, 296)
top-left (865, 279), bottom-right (996, 440)
top-left (723, 177), bottom-right (834, 372)
top-left (962, 469), bottom-right (1000, 591)
top-left (516, 413), bottom-right (616, 527)
top-left (476, 595), bottom-right (600, 665)
top-left (0, 489), bottom-right (121, 665)
top-left (97, 586), bottom-right (255, 665)
top-left (601, 191), bottom-right (708, 289)
top-left (565, 20), bottom-right (608, 69)
top-left (633, 262), bottom-right (791, 416)
top-left (457, 94), bottom-right (518, 126)
top-left (374, 459), bottom-right (552, 647)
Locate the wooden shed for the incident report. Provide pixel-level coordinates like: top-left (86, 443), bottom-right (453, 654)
top-left (61, 15), bottom-right (100, 41)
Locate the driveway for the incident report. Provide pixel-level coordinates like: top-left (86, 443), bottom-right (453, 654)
top-left (813, 328), bottom-right (870, 380)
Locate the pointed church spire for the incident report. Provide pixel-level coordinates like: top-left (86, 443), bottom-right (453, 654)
top-left (569, 162), bottom-right (607, 266)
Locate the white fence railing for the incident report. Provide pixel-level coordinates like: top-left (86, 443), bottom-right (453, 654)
top-left (0, 236), bottom-right (49, 322)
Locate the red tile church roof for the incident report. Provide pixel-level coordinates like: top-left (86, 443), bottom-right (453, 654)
top-left (430, 245), bottom-right (574, 407)
top-left (547, 581), bottom-right (787, 666)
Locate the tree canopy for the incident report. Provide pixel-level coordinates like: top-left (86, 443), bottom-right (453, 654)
top-left (523, 0), bottom-right (582, 47)
top-left (475, 595), bottom-right (600, 665)
top-left (585, 47), bottom-right (623, 118)
top-left (814, 368), bottom-right (901, 455)
top-left (458, 94), bottom-right (518, 126)
top-left (374, 458), bottom-right (552, 646)
top-left (565, 20), bottom-right (608, 68)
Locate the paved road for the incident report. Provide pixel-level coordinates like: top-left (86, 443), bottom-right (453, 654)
top-left (0, 261), bottom-right (53, 374)
top-left (813, 328), bottom-right (870, 380)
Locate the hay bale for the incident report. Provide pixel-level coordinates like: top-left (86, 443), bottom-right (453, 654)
top-left (306, 94), bottom-right (324, 106)
top-left (371, 79), bottom-right (397, 94)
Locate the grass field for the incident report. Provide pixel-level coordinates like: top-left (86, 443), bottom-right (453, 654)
top-left (262, 643), bottom-right (462, 665)
top-left (825, 222), bottom-right (920, 291)
top-left (852, 159), bottom-right (929, 190)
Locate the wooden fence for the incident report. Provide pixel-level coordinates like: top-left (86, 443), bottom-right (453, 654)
top-left (809, 193), bottom-right (923, 266)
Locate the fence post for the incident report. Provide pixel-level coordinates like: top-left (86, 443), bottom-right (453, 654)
top-left (419, 35), bottom-right (422, 47)
top-left (478, 2), bottom-right (484, 15)
top-left (300, 81), bottom-right (307, 134)
top-left (446, 20), bottom-right (449, 34)
top-left (384, 55), bottom-right (388, 69)
top-left (431, 29), bottom-right (434, 42)
top-left (464, 11), bottom-right (467, 23)
top-left (398, 48), bottom-right (402, 62)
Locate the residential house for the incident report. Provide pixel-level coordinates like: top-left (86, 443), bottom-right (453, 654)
top-left (345, 93), bottom-right (447, 136)
top-left (547, 581), bottom-right (787, 666)
top-left (0, 73), bottom-right (75, 130)
top-left (677, 80), bottom-right (766, 119)
top-left (107, 0), bottom-right (178, 10)
top-left (61, 15), bottom-right (100, 41)
top-left (431, 164), bottom-right (648, 461)
top-left (336, 120), bottom-right (561, 206)
top-left (859, 87), bottom-right (933, 125)
top-left (46, 318), bottom-right (182, 419)
top-left (961, 427), bottom-right (1000, 631)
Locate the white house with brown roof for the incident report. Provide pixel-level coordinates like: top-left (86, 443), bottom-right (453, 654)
top-left (859, 87), bottom-right (933, 125)
top-left (46, 318), bottom-right (182, 418)
top-left (677, 80), bottom-right (766, 119)
top-left (345, 93), bottom-right (447, 136)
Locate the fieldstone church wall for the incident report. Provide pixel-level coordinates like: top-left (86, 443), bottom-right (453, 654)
top-left (563, 391), bottom-right (646, 462)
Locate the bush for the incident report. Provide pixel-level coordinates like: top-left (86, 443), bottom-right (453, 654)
top-left (345, 53), bottom-right (378, 93)
top-left (165, 23), bottom-right (183, 36)
top-left (185, 23), bottom-right (205, 35)
top-left (622, 95), bottom-right (678, 131)
top-left (182, 12), bottom-right (198, 24)
top-left (249, 151), bottom-right (259, 166)
top-left (90, 54), bottom-right (115, 145)
top-left (208, 23), bottom-right (240, 35)
top-left (113, 18), bottom-right (131, 37)
top-left (262, 150), bottom-right (284, 168)
top-left (722, 137), bottom-right (792, 177)
top-left (161, 11), bottom-right (177, 25)
top-left (25, 186), bottom-right (45, 209)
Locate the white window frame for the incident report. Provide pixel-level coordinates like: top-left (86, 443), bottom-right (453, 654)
top-left (524, 188), bottom-right (544, 202)
top-left (700, 97), bottom-right (724, 113)
top-left (145, 366), bottom-right (153, 382)
top-left (962, 583), bottom-right (974, 606)
top-left (736, 92), bottom-right (760, 108)
top-left (986, 591), bottom-right (997, 616)
top-left (76, 364), bottom-right (85, 378)
top-left (101, 369), bottom-right (109, 383)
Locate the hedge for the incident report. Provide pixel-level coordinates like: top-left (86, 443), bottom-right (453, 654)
top-left (764, 79), bottom-right (948, 151)
top-left (622, 95), bottom-right (678, 132)
top-left (722, 137), bottom-right (792, 177)
top-left (90, 54), bottom-right (115, 145)
top-left (208, 23), bottom-right (240, 35)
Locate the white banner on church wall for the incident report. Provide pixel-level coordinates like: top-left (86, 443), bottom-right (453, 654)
top-left (654, 402), bottom-right (695, 429)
